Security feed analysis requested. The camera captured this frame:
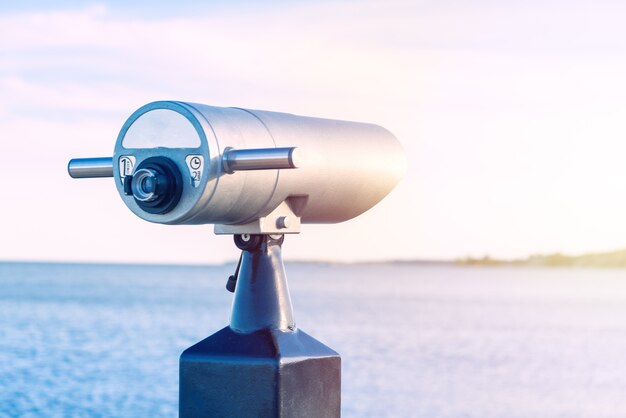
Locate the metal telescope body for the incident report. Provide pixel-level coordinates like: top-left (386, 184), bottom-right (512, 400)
top-left (69, 101), bottom-right (405, 233)
top-left (68, 101), bottom-right (406, 417)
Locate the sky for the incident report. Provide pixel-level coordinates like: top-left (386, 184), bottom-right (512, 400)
top-left (2, 0), bottom-right (626, 264)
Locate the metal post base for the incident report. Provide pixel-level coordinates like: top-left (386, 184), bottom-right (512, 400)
top-left (179, 235), bottom-right (341, 418)
top-left (180, 327), bottom-right (340, 417)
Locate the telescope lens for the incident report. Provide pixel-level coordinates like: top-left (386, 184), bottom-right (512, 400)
top-left (132, 168), bottom-right (159, 202)
top-left (129, 157), bottom-right (182, 214)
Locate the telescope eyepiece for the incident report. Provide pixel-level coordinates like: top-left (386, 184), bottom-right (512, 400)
top-left (127, 157), bottom-right (182, 215)
top-left (132, 168), bottom-right (161, 202)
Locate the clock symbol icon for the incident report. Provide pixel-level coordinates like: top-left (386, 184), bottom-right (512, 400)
top-left (190, 156), bottom-right (201, 170)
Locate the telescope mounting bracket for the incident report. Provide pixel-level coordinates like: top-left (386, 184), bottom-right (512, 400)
top-left (214, 200), bottom-right (301, 235)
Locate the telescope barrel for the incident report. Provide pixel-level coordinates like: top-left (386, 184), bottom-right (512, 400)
top-left (67, 101), bottom-right (405, 226)
top-left (68, 157), bottom-right (114, 178)
top-left (223, 147), bottom-right (300, 173)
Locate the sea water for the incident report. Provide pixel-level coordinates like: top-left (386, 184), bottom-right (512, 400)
top-left (2, 262), bottom-right (626, 417)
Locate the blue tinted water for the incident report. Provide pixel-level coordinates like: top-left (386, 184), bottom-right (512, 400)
top-left (2, 262), bottom-right (626, 417)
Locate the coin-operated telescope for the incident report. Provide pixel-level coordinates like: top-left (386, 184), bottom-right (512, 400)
top-left (69, 101), bottom-right (406, 417)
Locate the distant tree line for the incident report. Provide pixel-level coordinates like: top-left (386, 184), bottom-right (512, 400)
top-left (456, 249), bottom-right (626, 268)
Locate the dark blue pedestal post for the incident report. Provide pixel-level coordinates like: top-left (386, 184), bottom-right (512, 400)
top-left (180, 235), bottom-right (341, 418)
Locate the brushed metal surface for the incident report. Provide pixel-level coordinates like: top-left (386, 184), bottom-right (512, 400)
top-left (110, 101), bottom-right (406, 226)
top-left (222, 147), bottom-right (299, 173)
top-left (67, 157), bottom-right (113, 178)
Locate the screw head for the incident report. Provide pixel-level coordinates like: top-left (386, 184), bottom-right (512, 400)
top-left (276, 216), bottom-right (290, 229)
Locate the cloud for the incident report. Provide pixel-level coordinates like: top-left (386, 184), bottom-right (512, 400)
top-left (0, 3), bottom-right (426, 263)
top-left (3, 1), bottom-right (626, 263)
top-left (0, 3), bottom-right (429, 118)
